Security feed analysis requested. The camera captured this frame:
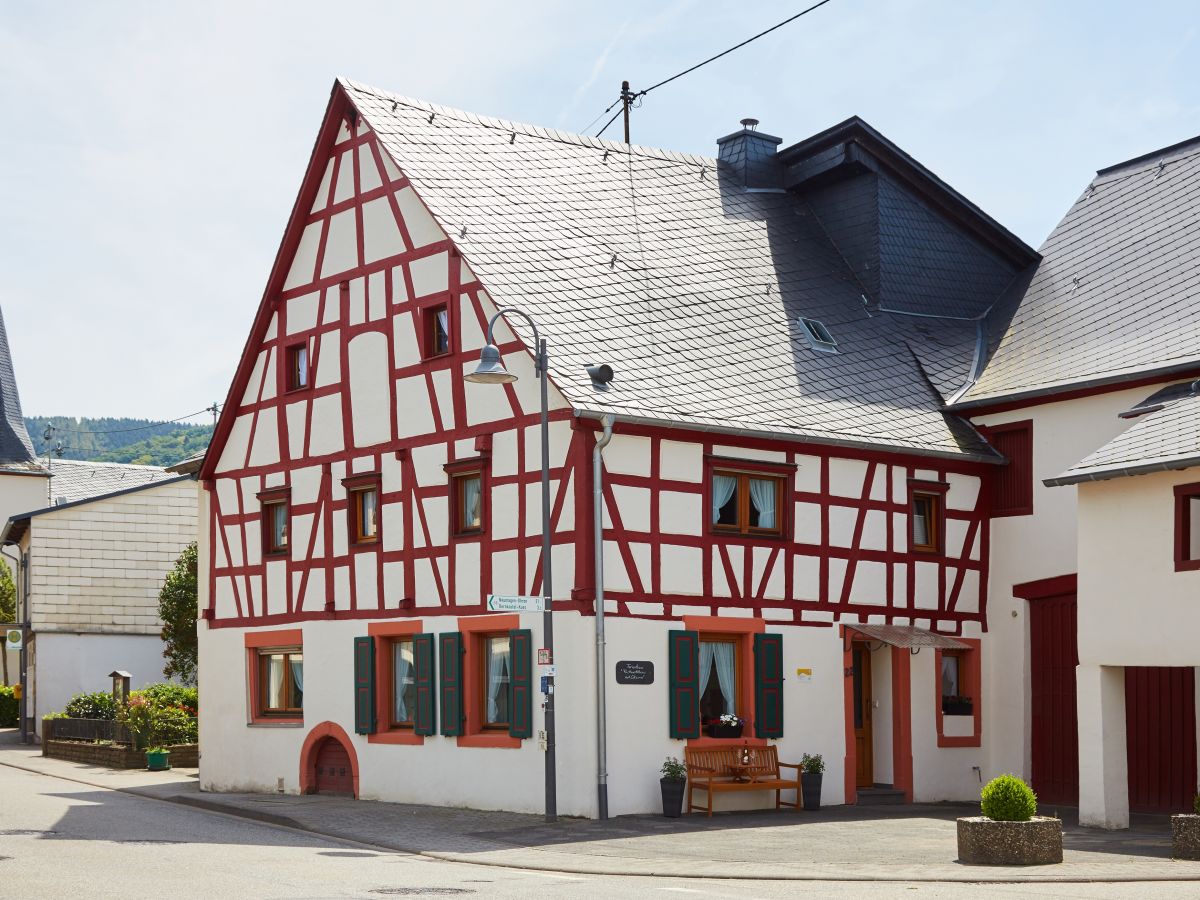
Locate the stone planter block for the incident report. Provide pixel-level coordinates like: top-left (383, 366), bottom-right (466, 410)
top-left (957, 816), bottom-right (1063, 866)
top-left (1172, 814), bottom-right (1200, 860)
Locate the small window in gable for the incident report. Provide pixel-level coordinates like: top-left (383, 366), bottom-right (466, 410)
top-left (452, 472), bottom-right (484, 535)
top-left (343, 475), bottom-right (381, 546)
top-left (263, 499), bottom-right (289, 555)
top-left (423, 304), bottom-right (450, 358)
top-left (286, 343), bottom-right (309, 391)
top-left (799, 317), bottom-right (838, 354)
top-left (1174, 483), bottom-right (1200, 572)
top-left (909, 481), bottom-right (947, 554)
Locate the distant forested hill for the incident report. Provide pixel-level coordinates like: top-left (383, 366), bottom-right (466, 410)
top-left (24, 417), bottom-right (213, 467)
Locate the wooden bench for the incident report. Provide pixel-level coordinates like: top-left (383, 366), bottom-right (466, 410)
top-left (684, 745), bottom-right (801, 816)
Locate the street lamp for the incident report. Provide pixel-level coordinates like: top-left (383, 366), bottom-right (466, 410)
top-left (465, 307), bottom-right (558, 823)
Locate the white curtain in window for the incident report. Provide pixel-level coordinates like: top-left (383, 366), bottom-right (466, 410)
top-left (362, 491), bottom-right (377, 536)
top-left (463, 477), bottom-right (481, 528)
top-left (712, 642), bottom-right (736, 715)
top-left (940, 656), bottom-right (959, 698)
top-left (486, 640), bottom-right (509, 722)
top-left (266, 656), bottom-right (284, 707)
top-left (748, 478), bottom-right (776, 529)
top-left (393, 645), bottom-right (411, 721)
top-left (289, 656), bottom-right (303, 695)
top-left (712, 474), bottom-right (737, 523)
top-left (699, 641), bottom-right (716, 699)
top-left (437, 308), bottom-right (449, 336)
top-left (913, 503), bottom-right (929, 546)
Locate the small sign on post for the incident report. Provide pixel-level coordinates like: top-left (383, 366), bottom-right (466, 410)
top-left (4, 628), bottom-right (21, 652)
top-left (486, 594), bottom-right (546, 613)
top-left (537, 648), bottom-right (552, 665)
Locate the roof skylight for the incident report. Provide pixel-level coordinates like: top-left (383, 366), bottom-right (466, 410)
top-left (799, 317), bottom-right (838, 354)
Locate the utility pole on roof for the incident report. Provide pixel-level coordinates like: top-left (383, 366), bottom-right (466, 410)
top-left (621, 80), bottom-right (632, 145)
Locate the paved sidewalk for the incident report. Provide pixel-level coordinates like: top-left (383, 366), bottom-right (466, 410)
top-left (3, 743), bottom-right (1198, 883)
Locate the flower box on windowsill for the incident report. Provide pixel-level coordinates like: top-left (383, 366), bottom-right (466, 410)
top-left (942, 697), bottom-right (973, 717)
top-left (706, 723), bottom-right (744, 739)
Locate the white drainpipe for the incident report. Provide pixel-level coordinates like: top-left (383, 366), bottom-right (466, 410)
top-left (593, 414), bottom-right (615, 819)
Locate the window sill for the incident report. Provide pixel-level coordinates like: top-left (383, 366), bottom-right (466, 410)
top-left (1175, 558), bottom-right (1200, 572)
top-left (457, 733), bottom-right (521, 749)
top-left (709, 531), bottom-right (788, 543)
top-left (284, 385), bottom-right (312, 395)
top-left (368, 729), bottom-right (424, 746)
top-left (422, 351), bottom-right (452, 362)
top-left (248, 719), bottom-right (304, 728)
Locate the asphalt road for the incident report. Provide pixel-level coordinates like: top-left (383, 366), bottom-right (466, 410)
top-left (1, 763), bottom-right (1199, 900)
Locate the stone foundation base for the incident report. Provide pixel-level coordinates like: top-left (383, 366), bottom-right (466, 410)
top-left (1172, 814), bottom-right (1200, 860)
top-left (43, 740), bottom-right (199, 769)
top-left (957, 816), bottom-right (1063, 866)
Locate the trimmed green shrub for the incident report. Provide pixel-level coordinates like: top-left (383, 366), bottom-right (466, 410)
top-left (0, 685), bottom-right (17, 727)
top-left (136, 683), bottom-right (198, 716)
top-left (151, 705), bottom-right (198, 747)
top-left (981, 774), bottom-right (1038, 822)
top-left (64, 691), bottom-right (118, 720)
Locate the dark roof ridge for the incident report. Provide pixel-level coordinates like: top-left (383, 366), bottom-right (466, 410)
top-left (1095, 133), bottom-right (1200, 178)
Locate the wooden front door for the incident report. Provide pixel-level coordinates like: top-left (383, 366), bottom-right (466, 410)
top-left (1126, 666), bottom-right (1198, 814)
top-left (1030, 590), bottom-right (1078, 805)
top-left (314, 737), bottom-right (353, 796)
top-left (853, 644), bottom-right (873, 788)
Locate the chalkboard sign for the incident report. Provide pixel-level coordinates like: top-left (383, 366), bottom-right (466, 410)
top-left (615, 660), bottom-right (654, 685)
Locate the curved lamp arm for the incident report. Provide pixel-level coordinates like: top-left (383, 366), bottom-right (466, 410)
top-left (484, 307), bottom-right (545, 373)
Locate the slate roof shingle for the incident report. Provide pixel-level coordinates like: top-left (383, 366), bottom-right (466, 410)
top-left (342, 80), bottom-right (1014, 461)
top-left (0, 306), bottom-right (37, 465)
top-left (46, 459), bottom-right (178, 505)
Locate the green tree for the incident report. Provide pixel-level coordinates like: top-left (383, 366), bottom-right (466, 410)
top-left (159, 543), bottom-right (198, 685)
top-left (0, 558), bottom-right (14, 686)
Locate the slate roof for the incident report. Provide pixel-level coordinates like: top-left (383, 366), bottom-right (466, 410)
top-left (958, 136), bottom-right (1200, 407)
top-left (342, 80), bottom-right (1022, 461)
top-left (1047, 382), bottom-right (1200, 485)
top-left (0, 306), bottom-right (37, 464)
top-left (45, 459), bottom-right (177, 505)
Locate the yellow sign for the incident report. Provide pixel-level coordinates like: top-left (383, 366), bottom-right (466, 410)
top-left (11, 683), bottom-right (21, 700)
top-left (795, 667), bottom-right (813, 682)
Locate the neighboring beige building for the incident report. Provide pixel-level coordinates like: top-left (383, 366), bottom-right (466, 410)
top-left (2, 461), bottom-right (198, 727)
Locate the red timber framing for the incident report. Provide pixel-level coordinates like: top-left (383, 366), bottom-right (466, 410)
top-left (199, 81), bottom-right (990, 636)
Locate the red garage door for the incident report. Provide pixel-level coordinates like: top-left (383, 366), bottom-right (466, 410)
top-left (314, 737), bottom-right (354, 796)
top-left (1029, 590), bottom-right (1078, 805)
top-left (1126, 667), bottom-right (1197, 814)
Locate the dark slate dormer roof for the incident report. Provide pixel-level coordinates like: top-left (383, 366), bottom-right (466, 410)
top-left (336, 80), bottom-right (1036, 461)
top-left (957, 135), bottom-right (1200, 407)
top-left (0, 306), bottom-right (37, 465)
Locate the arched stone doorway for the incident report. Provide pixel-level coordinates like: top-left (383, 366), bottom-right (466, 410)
top-left (298, 721), bottom-right (359, 798)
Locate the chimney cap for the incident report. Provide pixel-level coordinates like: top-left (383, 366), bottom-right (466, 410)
top-left (739, 118), bottom-right (760, 131)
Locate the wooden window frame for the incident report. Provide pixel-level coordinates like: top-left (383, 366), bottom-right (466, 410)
top-left (422, 302), bottom-right (451, 359)
top-left (258, 649), bottom-right (303, 716)
top-left (244, 630), bottom-right (304, 725)
top-left (979, 420), bottom-right (1033, 517)
top-left (1174, 482), bottom-right (1200, 572)
top-left (706, 457), bottom-right (792, 539)
top-left (258, 487), bottom-right (291, 557)
top-left (457, 614), bottom-right (521, 749)
top-left (682, 615), bottom-right (766, 748)
top-left (367, 620), bottom-right (425, 745)
top-left (343, 474), bottom-right (381, 547)
top-left (934, 639), bottom-right (982, 748)
top-left (697, 634), bottom-right (742, 729)
top-left (445, 457), bottom-right (489, 540)
top-left (909, 480), bottom-right (948, 555)
top-left (478, 632), bottom-right (513, 731)
top-left (388, 637), bottom-right (417, 729)
top-left (285, 341), bottom-right (311, 392)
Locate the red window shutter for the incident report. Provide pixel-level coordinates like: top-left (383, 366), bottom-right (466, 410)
top-left (986, 421), bottom-right (1033, 516)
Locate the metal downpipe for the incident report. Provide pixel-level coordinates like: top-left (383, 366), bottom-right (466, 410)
top-left (593, 414), bottom-right (615, 819)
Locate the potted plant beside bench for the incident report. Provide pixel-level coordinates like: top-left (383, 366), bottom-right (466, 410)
top-left (660, 756), bottom-right (687, 818)
top-left (800, 752), bottom-right (824, 810)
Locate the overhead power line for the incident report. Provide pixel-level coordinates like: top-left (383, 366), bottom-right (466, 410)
top-left (40, 406), bottom-right (221, 436)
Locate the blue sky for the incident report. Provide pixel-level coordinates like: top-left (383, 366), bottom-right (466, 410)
top-left (2, 0), bottom-right (1198, 423)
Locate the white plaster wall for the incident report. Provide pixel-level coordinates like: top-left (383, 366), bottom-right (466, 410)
top-left (910, 649), bottom-right (986, 801)
top-left (0, 470), bottom-right (50, 532)
top-left (33, 632), bottom-right (170, 725)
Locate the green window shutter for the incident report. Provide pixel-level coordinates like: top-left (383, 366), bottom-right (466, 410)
top-left (413, 632), bottom-right (437, 736)
top-left (668, 630), bottom-right (700, 739)
top-left (508, 628), bottom-right (533, 739)
top-left (754, 632), bottom-right (784, 738)
top-left (439, 632), bottom-right (464, 737)
top-left (353, 636), bottom-right (376, 735)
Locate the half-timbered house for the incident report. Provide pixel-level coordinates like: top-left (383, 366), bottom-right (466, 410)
top-left (196, 78), bottom-right (1043, 815)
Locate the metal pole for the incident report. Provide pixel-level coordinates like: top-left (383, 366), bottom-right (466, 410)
top-left (593, 415), bottom-right (615, 819)
top-left (538, 337), bottom-right (557, 823)
top-left (621, 80), bottom-right (632, 145)
top-left (1, 543), bottom-right (25, 743)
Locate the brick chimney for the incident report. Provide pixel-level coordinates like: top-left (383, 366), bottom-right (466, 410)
top-left (716, 118), bottom-right (783, 191)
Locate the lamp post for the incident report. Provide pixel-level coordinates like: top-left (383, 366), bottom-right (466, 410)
top-left (465, 307), bottom-right (557, 823)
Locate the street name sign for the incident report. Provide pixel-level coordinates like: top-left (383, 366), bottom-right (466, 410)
top-left (486, 594), bottom-right (545, 613)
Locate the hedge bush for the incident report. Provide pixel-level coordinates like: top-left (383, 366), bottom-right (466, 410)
top-left (64, 691), bottom-right (118, 720)
top-left (136, 683), bottom-right (198, 716)
top-left (0, 685), bottom-right (17, 727)
top-left (981, 774), bottom-right (1038, 822)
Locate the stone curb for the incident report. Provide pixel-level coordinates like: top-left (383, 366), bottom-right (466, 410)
top-left (5, 755), bottom-right (1200, 884)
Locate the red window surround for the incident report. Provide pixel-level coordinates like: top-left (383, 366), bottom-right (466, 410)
top-left (368, 620), bottom-right (425, 745)
top-left (258, 487), bottom-right (291, 558)
top-left (457, 613), bottom-right (520, 749)
top-left (444, 457), bottom-right (489, 539)
top-left (908, 479), bottom-right (948, 555)
top-left (980, 420), bottom-right (1033, 517)
top-left (244, 629), bottom-right (304, 725)
top-left (682, 615), bottom-right (767, 748)
top-left (935, 638), bottom-right (981, 748)
top-left (421, 301), bottom-right (451, 359)
top-left (703, 455), bottom-right (795, 542)
top-left (285, 341), bottom-right (311, 393)
top-left (1174, 482), bottom-right (1200, 572)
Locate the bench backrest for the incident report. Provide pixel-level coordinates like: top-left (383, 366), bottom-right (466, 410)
top-left (684, 745), bottom-right (780, 778)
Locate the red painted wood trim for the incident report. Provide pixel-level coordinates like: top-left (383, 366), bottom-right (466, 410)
top-left (978, 420), bottom-right (1034, 517)
top-left (841, 628), bottom-right (857, 805)
top-left (244, 628), bottom-right (304, 649)
top-left (369, 619), bottom-right (425, 745)
top-left (935, 637), bottom-right (982, 749)
top-left (456, 614), bottom-right (521, 748)
top-left (1174, 482), bottom-right (1200, 572)
top-left (683, 615), bottom-right (765, 744)
top-left (1012, 573), bottom-right (1077, 601)
top-left (299, 721), bottom-right (360, 797)
top-left (890, 647), bottom-right (913, 802)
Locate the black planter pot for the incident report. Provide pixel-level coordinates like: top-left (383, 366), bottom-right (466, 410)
top-left (706, 723), bottom-right (744, 739)
top-left (661, 778), bottom-right (686, 817)
top-left (801, 772), bottom-right (823, 810)
top-left (942, 700), bottom-right (973, 717)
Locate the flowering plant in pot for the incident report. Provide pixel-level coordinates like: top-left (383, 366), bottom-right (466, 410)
top-left (957, 774), bottom-right (1062, 865)
top-left (800, 753), bottom-right (824, 810)
top-left (706, 713), bottom-right (744, 739)
top-left (660, 756), bottom-right (687, 818)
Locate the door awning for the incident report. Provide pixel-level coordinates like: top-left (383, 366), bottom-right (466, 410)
top-left (848, 623), bottom-right (970, 650)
